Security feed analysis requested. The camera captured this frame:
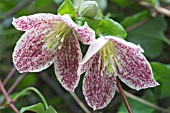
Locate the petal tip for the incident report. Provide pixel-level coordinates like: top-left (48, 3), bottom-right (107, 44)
top-left (69, 89), bottom-right (75, 92)
top-left (83, 22), bottom-right (88, 27)
top-left (152, 81), bottom-right (160, 87)
top-left (12, 17), bottom-right (17, 26)
top-left (15, 67), bottom-right (24, 73)
top-left (137, 44), bottom-right (144, 53)
top-left (92, 105), bottom-right (96, 111)
top-left (135, 81), bottom-right (160, 91)
top-left (156, 82), bottom-right (160, 86)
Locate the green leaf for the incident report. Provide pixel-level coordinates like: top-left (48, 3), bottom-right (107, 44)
top-left (13, 87), bottom-right (48, 110)
top-left (127, 16), bottom-right (170, 59)
top-left (78, 17), bottom-right (100, 30)
top-left (151, 62), bottom-right (170, 99)
top-left (20, 103), bottom-right (45, 113)
top-left (79, 17), bottom-right (127, 39)
top-left (58, 0), bottom-right (76, 19)
top-left (46, 106), bottom-right (57, 113)
top-left (96, 19), bottom-right (127, 38)
top-left (20, 104), bottom-right (58, 113)
top-left (121, 10), bottom-right (150, 29)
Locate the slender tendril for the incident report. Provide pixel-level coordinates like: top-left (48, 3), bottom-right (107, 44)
top-left (13, 87), bottom-right (48, 110)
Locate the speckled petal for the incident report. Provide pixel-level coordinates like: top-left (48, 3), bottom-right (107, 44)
top-left (78, 55), bottom-right (95, 75)
top-left (80, 37), bottom-right (108, 65)
top-left (61, 14), bottom-right (77, 28)
top-left (106, 36), bottom-right (144, 52)
top-left (74, 22), bottom-right (95, 45)
top-left (13, 23), bottom-right (55, 73)
top-left (106, 36), bottom-right (159, 90)
top-left (62, 15), bottom-right (95, 45)
top-left (12, 13), bottom-right (61, 31)
top-left (54, 31), bottom-right (82, 92)
top-left (83, 54), bottom-right (116, 110)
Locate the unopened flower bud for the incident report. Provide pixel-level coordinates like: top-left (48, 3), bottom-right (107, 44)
top-left (79, 1), bottom-right (98, 18)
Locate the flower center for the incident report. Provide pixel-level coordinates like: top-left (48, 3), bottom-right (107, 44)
top-left (43, 21), bottom-right (72, 51)
top-left (99, 41), bottom-right (123, 77)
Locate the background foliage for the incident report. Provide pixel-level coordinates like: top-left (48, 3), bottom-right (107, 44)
top-left (0, 0), bottom-right (170, 113)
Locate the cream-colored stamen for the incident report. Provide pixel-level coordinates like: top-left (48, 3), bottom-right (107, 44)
top-left (99, 41), bottom-right (123, 77)
top-left (43, 21), bottom-right (71, 51)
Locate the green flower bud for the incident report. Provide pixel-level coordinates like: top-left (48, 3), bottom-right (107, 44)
top-left (79, 1), bottom-right (99, 18)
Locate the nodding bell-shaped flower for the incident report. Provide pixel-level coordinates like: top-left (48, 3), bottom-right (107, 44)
top-left (12, 13), bottom-right (95, 92)
top-left (79, 36), bottom-right (159, 110)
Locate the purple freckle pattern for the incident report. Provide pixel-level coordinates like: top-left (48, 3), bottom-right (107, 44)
top-left (74, 24), bottom-right (95, 45)
top-left (78, 55), bottom-right (95, 75)
top-left (110, 38), bottom-right (158, 90)
top-left (13, 23), bottom-right (55, 72)
top-left (12, 13), bottom-right (62, 31)
top-left (54, 32), bottom-right (82, 92)
top-left (81, 36), bottom-right (159, 110)
top-left (83, 53), bottom-right (116, 110)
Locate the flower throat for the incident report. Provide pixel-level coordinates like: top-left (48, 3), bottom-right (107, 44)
top-left (99, 41), bottom-right (123, 76)
top-left (43, 21), bottom-right (72, 51)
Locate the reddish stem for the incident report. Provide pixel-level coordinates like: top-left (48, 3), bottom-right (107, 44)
top-left (126, 18), bottom-right (150, 32)
top-left (0, 73), bottom-right (26, 105)
top-left (8, 73), bottom-right (26, 94)
top-left (116, 77), bottom-right (133, 113)
top-left (0, 80), bottom-right (19, 113)
top-left (3, 67), bottom-right (16, 86)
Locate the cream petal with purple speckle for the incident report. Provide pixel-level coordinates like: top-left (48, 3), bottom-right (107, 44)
top-left (107, 36), bottom-right (159, 90)
top-left (83, 54), bottom-right (116, 110)
top-left (12, 23), bottom-right (55, 72)
top-left (12, 13), bottom-right (95, 92)
top-left (81, 36), bottom-right (159, 110)
top-left (12, 13), bottom-right (61, 31)
top-left (54, 32), bottom-right (82, 92)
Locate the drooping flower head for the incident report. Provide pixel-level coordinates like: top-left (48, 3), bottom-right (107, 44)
top-left (79, 36), bottom-right (159, 110)
top-left (12, 13), bottom-right (95, 92)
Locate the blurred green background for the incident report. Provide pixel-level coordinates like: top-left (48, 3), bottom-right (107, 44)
top-left (0, 0), bottom-right (170, 113)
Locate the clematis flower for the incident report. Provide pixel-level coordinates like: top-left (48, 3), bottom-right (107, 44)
top-left (12, 13), bottom-right (95, 92)
top-left (79, 36), bottom-right (159, 110)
